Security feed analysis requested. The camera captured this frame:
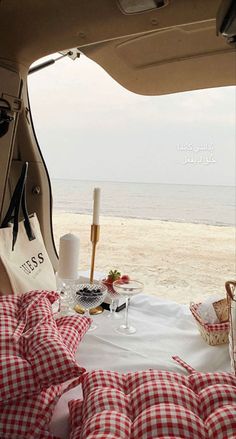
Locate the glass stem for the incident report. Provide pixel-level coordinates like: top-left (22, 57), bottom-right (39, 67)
top-left (84, 309), bottom-right (90, 319)
top-left (124, 297), bottom-right (129, 328)
top-left (110, 299), bottom-right (116, 316)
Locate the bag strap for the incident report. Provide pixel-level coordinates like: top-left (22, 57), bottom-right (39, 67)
top-left (1, 162), bottom-right (27, 226)
top-left (1, 162), bottom-right (35, 250)
top-left (22, 184), bottom-right (35, 243)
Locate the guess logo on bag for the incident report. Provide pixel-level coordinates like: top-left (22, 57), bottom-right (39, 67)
top-left (20, 253), bottom-right (45, 275)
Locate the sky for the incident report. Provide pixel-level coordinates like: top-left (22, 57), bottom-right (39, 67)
top-left (28, 54), bottom-right (236, 186)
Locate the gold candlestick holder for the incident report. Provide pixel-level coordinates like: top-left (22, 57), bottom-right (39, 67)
top-left (75, 223), bottom-right (103, 315)
top-left (89, 224), bottom-right (103, 314)
top-left (90, 224), bottom-right (100, 283)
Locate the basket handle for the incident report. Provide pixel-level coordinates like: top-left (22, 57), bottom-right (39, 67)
top-left (190, 302), bottom-right (206, 327)
top-left (225, 281), bottom-right (236, 302)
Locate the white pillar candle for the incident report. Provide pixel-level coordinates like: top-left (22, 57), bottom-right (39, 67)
top-left (58, 233), bottom-right (80, 280)
top-left (92, 187), bottom-right (101, 225)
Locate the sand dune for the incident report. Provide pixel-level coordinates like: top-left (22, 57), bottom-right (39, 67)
top-left (52, 212), bottom-right (235, 304)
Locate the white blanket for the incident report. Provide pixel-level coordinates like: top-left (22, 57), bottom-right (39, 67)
top-left (50, 294), bottom-right (231, 438)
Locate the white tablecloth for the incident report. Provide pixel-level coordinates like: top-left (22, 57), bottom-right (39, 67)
top-left (50, 294), bottom-right (231, 438)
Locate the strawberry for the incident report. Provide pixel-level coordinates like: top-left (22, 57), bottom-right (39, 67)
top-left (107, 270), bottom-right (121, 283)
top-left (121, 275), bottom-right (130, 283)
top-left (102, 270), bottom-right (121, 293)
top-left (102, 270), bottom-right (130, 292)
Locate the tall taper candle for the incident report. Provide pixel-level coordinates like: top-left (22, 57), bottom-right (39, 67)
top-left (58, 233), bottom-right (80, 280)
top-left (92, 188), bottom-right (101, 225)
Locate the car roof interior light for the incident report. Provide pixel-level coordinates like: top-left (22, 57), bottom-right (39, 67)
top-left (117, 0), bottom-right (168, 14)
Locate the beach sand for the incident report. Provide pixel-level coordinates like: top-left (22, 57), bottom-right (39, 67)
top-left (53, 212), bottom-right (235, 304)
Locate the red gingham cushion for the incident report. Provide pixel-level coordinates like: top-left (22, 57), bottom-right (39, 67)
top-left (0, 384), bottom-right (62, 439)
top-left (206, 405), bottom-right (236, 438)
top-left (81, 369), bottom-right (189, 400)
top-left (0, 291), bottom-right (91, 401)
top-left (199, 384), bottom-right (236, 419)
top-left (0, 375), bottom-right (83, 439)
top-left (130, 380), bottom-right (199, 419)
top-left (188, 372), bottom-right (236, 392)
top-left (0, 301), bottom-right (90, 439)
top-left (69, 370), bottom-right (236, 439)
top-left (80, 411), bottom-right (132, 439)
top-left (55, 315), bottom-right (90, 356)
top-left (132, 404), bottom-right (207, 439)
top-left (125, 369), bottom-right (189, 389)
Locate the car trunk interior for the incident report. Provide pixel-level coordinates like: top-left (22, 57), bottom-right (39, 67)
top-left (0, 0), bottom-right (235, 268)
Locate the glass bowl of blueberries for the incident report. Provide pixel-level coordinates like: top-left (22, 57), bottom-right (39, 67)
top-left (74, 283), bottom-right (107, 331)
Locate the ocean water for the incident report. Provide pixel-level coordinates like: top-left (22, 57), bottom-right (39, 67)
top-left (51, 179), bottom-right (235, 227)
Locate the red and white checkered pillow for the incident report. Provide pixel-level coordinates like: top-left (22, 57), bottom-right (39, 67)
top-left (0, 293), bottom-right (90, 439)
top-left (0, 384), bottom-right (62, 439)
top-left (205, 405), bottom-right (236, 438)
top-left (0, 291), bottom-right (91, 401)
top-left (0, 374), bottom-right (85, 439)
top-left (188, 372), bottom-right (236, 393)
top-left (69, 369), bottom-right (236, 439)
top-left (55, 315), bottom-right (90, 356)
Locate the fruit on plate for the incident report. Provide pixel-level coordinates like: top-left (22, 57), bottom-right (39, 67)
top-left (102, 270), bottom-right (130, 293)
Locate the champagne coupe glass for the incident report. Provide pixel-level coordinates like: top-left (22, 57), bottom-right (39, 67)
top-left (100, 278), bottom-right (121, 320)
top-left (74, 283), bottom-right (107, 331)
top-left (113, 279), bottom-right (143, 335)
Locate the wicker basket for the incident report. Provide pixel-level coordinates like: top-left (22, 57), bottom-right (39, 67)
top-left (190, 303), bottom-right (229, 346)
